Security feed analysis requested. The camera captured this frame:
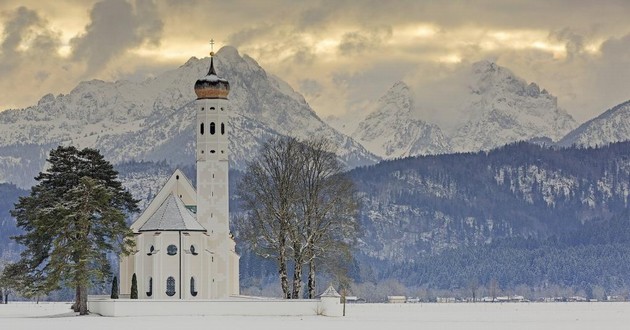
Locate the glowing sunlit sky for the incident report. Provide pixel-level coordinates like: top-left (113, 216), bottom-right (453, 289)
top-left (0, 0), bottom-right (629, 123)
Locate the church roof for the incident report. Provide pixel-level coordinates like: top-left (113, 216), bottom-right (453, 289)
top-left (195, 56), bottom-right (230, 99)
top-left (138, 192), bottom-right (206, 232)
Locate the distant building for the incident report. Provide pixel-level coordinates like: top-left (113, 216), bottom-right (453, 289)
top-left (344, 296), bottom-right (366, 303)
top-left (388, 296), bottom-right (407, 303)
top-left (607, 295), bottom-right (625, 302)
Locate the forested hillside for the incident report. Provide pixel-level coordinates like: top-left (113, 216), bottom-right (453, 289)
top-left (349, 141), bottom-right (630, 297)
top-left (0, 183), bottom-right (28, 254)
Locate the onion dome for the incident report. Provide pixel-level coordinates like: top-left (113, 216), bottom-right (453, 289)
top-left (194, 56), bottom-right (230, 99)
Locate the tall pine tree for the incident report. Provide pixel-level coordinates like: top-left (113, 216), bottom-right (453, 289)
top-left (7, 146), bottom-right (138, 315)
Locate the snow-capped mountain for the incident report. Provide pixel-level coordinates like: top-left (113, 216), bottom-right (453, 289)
top-left (333, 61), bottom-right (578, 159)
top-left (558, 100), bottom-right (630, 147)
top-left (351, 82), bottom-right (452, 158)
top-left (0, 46), bottom-right (378, 188)
top-left (449, 61), bottom-right (578, 152)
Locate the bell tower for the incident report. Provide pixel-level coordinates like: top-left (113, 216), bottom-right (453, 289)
top-left (194, 42), bottom-right (231, 298)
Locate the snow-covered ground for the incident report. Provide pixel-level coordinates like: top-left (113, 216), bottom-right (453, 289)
top-left (2, 302), bottom-right (630, 330)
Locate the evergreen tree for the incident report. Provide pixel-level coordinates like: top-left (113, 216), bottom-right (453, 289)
top-left (111, 276), bottom-right (119, 299)
top-left (130, 273), bottom-right (138, 299)
top-left (7, 146), bottom-right (138, 315)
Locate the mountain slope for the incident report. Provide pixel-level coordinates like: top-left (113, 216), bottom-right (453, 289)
top-left (449, 61), bottom-right (577, 152)
top-left (349, 141), bottom-right (630, 262)
top-left (558, 100), bottom-right (630, 147)
top-left (352, 82), bottom-right (452, 158)
top-left (0, 46), bottom-right (378, 188)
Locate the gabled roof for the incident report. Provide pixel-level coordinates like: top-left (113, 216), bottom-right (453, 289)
top-left (139, 193), bottom-right (205, 232)
top-left (319, 285), bottom-right (341, 298)
top-left (130, 169), bottom-right (199, 232)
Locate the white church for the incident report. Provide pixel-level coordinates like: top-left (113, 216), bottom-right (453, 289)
top-left (119, 52), bottom-right (240, 300)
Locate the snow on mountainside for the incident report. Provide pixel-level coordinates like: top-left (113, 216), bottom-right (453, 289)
top-left (558, 100), bottom-right (630, 148)
top-left (449, 61), bottom-right (578, 152)
top-left (0, 46), bottom-right (378, 188)
top-left (352, 82), bottom-right (452, 158)
top-left (333, 61), bottom-right (578, 160)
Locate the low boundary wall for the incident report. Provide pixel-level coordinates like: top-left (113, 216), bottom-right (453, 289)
top-left (88, 295), bottom-right (341, 317)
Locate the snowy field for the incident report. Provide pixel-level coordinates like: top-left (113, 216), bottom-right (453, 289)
top-left (2, 301), bottom-right (630, 330)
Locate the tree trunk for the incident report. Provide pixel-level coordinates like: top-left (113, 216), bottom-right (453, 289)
top-left (308, 259), bottom-right (316, 299)
top-left (278, 235), bottom-right (290, 299)
top-left (72, 286), bottom-right (80, 312)
top-left (79, 285), bottom-right (88, 315)
top-left (292, 251), bottom-right (303, 299)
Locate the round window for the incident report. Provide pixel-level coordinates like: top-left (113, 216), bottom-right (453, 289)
top-left (167, 244), bottom-right (178, 256)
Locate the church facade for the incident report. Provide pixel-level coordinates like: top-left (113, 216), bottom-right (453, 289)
top-left (119, 54), bottom-right (239, 299)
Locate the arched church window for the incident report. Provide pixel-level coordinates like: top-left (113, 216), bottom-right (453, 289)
top-left (190, 245), bottom-right (198, 256)
top-left (146, 277), bottom-right (153, 297)
top-left (221, 123), bottom-right (225, 135)
top-left (147, 245), bottom-right (154, 256)
top-left (190, 277), bottom-right (198, 297)
top-left (166, 277), bottom-right (176, 296)
top-left (167, 244), bottom-right (177, 256)
top-left (200, 123), bottom-right (204, 135)
top-left (210, 122), bottom-right (216, 135)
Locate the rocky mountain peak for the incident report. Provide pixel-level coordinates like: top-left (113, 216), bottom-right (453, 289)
top-left (447, 61), bottom-right (576, 152)
top-left (0, 46), bottom-right (378, 188)
top-left (377, 81), bottom-right (412, 112)
top-left (352, 80), bottom-right (451, 158)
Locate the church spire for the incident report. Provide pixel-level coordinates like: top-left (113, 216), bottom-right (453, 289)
top-left (208, 56), bottom-right (217, 76)
top-left (207, 39), bottom-right (217, 76)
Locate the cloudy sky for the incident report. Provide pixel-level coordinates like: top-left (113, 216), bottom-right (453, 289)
top-left (0, 0), bottom-right (628, 124)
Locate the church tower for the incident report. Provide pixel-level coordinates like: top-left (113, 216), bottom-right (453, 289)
top-left (194, 50), bottom-right (233, 299)
top-left (120, 46), bottom-right (239, 301)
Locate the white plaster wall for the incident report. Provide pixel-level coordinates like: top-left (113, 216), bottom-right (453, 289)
top-left (88, 298), bottom-right (333, 317)
top-left (181, 232), bottom-right (205, 299)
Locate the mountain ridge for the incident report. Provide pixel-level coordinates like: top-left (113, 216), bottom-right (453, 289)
top-left (558, 100), bottom-right (630, 148)
top-left (0, 46), bottom-right (378, 188)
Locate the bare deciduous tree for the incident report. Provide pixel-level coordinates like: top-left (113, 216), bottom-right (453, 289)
top-left (238, 136), bottom-right (359, 299)
top-left (238, 137), bottom-right (302, 299)
top-left (296, 138), bottom-right (358, 298)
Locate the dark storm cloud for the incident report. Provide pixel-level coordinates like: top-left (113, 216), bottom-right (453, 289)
top-left (0, 6), bottom-right (60, 76)
top-left (70, 0), bottom-right (163, 75)
top-left (1, 7), bottom-right (40, 55)
top-left (227, 25), bottom-right (273, 48)
top-left (591, 33), bottom-right (630, 107)
top-left (338, 26), bottom-right (392, 55)
top-left (550, 28), bottom-right (586, 60)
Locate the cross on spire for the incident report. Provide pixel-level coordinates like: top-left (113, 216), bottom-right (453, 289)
top-left (209, 39), bottom-right (215, 56)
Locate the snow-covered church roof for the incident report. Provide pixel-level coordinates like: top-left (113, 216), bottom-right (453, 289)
top-left (139, 192), bottom-right (205, 232)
